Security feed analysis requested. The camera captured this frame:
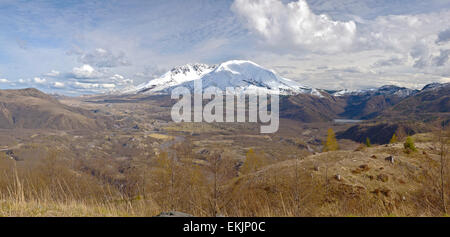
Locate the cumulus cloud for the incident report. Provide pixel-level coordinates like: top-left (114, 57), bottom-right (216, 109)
top-left (33, 77), bottom-right (47, 84)
top-left (3, 0), bottom-right (450, 93)
top-left (35, 64), bottom-right (135, 94)
top-left (0, 78), bottom-right (9, 83)
top-left (71, 82), bottom-right (115, 90)
top-left (78, 48), bottom-right (131, 68)
top-left (71, 64), bottom-right (103, 79)
top-left (52, 81), bottom-right (65, 88)
top-left (110, 74), bottom-right (133, 86)
top-left (231, 0), bottom-right (357, 53)
top-left (359, 12), bottom-right (450, 53)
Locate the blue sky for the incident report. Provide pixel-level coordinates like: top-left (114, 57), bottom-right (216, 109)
top-left (1, 0), bottom-right (450, 95)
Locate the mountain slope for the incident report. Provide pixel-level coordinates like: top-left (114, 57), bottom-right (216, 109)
top-left (336, 122), bottom-right (429, 144)
top-left (336, 84), bottom-right (450, 144)
top-left (123, 64), bottom-right (216, 94)
top-left (378, 83), bottom-right (450, 121)
top-left (280, 92), bottom-right (346, 122)
top-left (338, 85), bottom-right (419, 119)
top-left (122, 60), bottom-right (449, 124)
top-left (125, 60), bottom-right (314, 95)
top-left (279, 85), bottom-right (419, 122)
top-left (0, 88), bottom-right (111, 130)
top-left (177, 60), bottom-right (311, 95)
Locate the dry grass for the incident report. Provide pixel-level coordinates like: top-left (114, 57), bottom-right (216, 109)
top-left (0, 151), bottom-right (161, 217)
top-left (0, 134), bottom-right (448, 217)
top-left (0, 200), bottom-right (159, 217)
top-left (147, 133), bottom-right (174, 141)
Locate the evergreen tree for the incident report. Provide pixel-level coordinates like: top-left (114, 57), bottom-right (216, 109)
top-left (365, 137), bottom-right (372, 147)
top-left (389, 133), bottom-right (398, 144)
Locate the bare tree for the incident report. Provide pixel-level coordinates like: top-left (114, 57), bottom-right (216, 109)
top-left (205, 151), bottom-right (235, 216)
top-left (154, 150), bottom-right (179, 211)
top-left (293, 156), bottom-right (301, 216)
top-left (435, 123), bottom-right (449, 214)
top-left (134, 149), bottom-right (153, 200)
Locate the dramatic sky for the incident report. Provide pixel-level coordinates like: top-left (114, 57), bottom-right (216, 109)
top-left (1, 0), bottom-right (450, 95)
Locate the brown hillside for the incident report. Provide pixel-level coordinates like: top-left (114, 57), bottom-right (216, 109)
top-left (0, 88), bottom-right (111, 130)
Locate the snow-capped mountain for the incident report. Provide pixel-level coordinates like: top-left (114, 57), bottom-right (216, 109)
top-left (124, 60), bottom-right (313, 95)
top-left (175, 60), bottom-right (311, 95)
top-left (421, 82), bottom-right (450, 91)
top-left (122, 63), bottom-right (216, 94)
top-left (333, 85), bottom-right (417, 98)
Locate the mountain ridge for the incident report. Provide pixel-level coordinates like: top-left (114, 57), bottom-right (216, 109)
top-left (0, 88), bottom-right (112, 130)
top-left (123, 60), bottom-right (314, 95)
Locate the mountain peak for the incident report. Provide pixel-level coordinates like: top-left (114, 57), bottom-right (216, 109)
top-left (124, 60), bottom-right (311, 95)
top-left (216, 60), bottom-right (260, 70)
top-left (170, 63), bottom-right (216, 75)
top-left (179, 60), bottom-right (309, 95)
top-left (422, 82), bottom-right (450, 91)
top-left (378, 85), bottom-right (403, 90)
top-left (123, 63), bottom-right (216, 94)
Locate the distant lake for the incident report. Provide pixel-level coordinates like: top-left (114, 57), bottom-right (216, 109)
top-left (333, 119), bottom-right (363, 124)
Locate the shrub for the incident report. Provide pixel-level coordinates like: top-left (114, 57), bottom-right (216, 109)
top-left (404, 136), bottom-right (417, 153)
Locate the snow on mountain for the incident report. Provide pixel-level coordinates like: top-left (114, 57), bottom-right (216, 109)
top-left (176, 60), bottom-right (311, 95)
top-left (332, 89), bottom-right (363, 97)
top-left (122, 63), bottom-right (216, 94)
top-left (421, 82), bottom-right (450, 91)
top-left (333, 85), bottom-right (417, 98)
top-left (125, 60), bottom-right (312, 96)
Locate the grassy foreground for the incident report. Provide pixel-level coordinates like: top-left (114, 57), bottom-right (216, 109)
top-left (0, 133), bottom-right (448, 217)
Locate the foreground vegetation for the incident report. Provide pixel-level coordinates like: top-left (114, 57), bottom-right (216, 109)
top-left (0, 126), bottom-right (448, 217)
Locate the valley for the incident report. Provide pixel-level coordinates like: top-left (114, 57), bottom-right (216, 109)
top-left (0, 77), bottom-right (448, 216)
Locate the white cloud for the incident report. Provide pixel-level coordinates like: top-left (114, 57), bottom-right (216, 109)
top-left (71, 81), bottom-right (115, 90)
top-left (102, 83), bottom-right (116, 89)
top-left (2, 0), bottom-right (449, 93)
top-left (110, 74), bottom-right (124, 80)
top-left (110, 74), bottom-right (133, 86)
top-left (257, 7), bottom-right (450, 89)
top-left (52, 81), bottom-right (65, 88)
top-left (71, 64), bottom-right (102, 79)
top-left (232, 0), bottom-right (357, 53)
top-left (27, 65), bottom-right (136, 94)
top-left (77, 48), bottom-right (131, 68)
top-left (0, 78), bottom-right (9, 83)
top-left (71, 82), bottom-right (96, 89)
top-left (45, 70), bottom-right (60, 77)
top-left (359, 11), bottom-right (450, 52)
top-left (33, 77), bottom-right (47, 84)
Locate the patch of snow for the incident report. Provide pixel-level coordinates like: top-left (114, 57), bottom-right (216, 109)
top-left (124, 60), bottom-right (311, 95)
